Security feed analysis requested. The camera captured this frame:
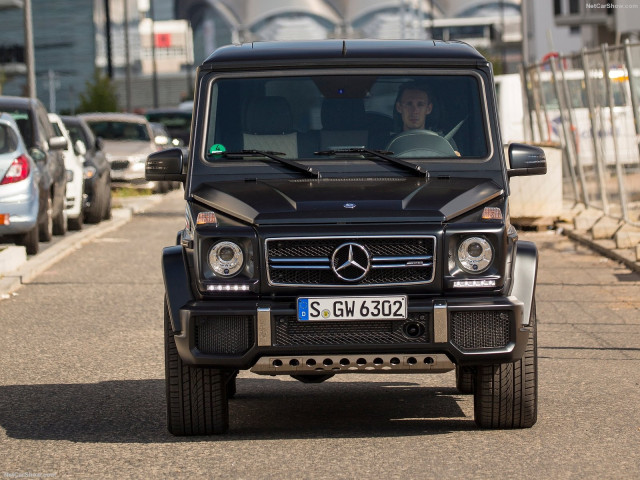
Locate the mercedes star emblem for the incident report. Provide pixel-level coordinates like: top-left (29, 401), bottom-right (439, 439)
top-left (331, 242), bottom-right (371, 282)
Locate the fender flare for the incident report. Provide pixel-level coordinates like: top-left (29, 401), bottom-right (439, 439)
top-left (510, 240), bottom-right (538, 325)
top-left (162, 245), bottom-right (194, 333)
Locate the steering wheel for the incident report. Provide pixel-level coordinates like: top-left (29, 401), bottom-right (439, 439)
top-left (386, 129), bottom-right (456, 158)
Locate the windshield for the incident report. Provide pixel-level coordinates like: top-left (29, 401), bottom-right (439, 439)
top-left (85, 121), bottom-right (151, 142)
top-left (205, 73), bottom-right (489, 163)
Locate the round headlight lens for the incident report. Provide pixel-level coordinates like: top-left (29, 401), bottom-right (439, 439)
top-left (209, 241), bottom-right (244, 277)
top-left (457, 236), bottom-right (493, 273)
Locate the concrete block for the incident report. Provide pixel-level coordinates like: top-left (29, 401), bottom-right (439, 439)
top-left (573, 208), bottom-right (604, 231)
top-left (591, 217), bottom-right (623, 240)
top-left (0, 246), bottom-right (27, 276)
top-left (615, 224), bottom-right (640, 249)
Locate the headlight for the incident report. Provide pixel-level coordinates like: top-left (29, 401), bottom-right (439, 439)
top-left (208, 241), bottom-right (244, 277)
top-left (83, 166), bottom-right (97, 179)
top-left (457, 236), bottom-right (493, 273)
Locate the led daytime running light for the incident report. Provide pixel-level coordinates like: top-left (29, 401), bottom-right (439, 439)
top-left (453, 279), bottom-right (496, 288)
top-left (206, 284), bottom-right (251, 292)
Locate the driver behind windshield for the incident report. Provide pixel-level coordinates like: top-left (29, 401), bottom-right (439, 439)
top-left (394, 82), bottom-right (461, 156)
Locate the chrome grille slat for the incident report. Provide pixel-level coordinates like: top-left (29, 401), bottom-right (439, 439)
top-left (265, 235), bottom-right (436, 287)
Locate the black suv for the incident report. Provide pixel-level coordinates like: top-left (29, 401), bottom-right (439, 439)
top-left (0, 96), bottom-right (68, 240)
top-left (146, 40), bottom-right (546, 435)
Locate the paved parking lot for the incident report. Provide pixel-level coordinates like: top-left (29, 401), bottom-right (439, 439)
top-left (0, 192), bottom-right (638, 479)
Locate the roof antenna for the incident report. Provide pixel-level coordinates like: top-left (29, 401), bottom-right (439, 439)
top-left (342, 40), bottom-right (347, 56)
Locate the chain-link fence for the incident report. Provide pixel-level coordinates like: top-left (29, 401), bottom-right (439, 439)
top-left (522, 41), bottom-right (640, 227)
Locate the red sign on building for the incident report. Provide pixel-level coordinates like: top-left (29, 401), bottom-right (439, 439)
top-left (155, 33), bottom-right (171, 48)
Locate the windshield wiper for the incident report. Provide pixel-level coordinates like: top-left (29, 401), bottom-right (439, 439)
top-left (314, 148), bottom-right (428, 178)
top-left (212, 149), bottom-right (321, 178)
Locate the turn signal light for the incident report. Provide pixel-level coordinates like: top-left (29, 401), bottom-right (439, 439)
top-left (482, 207), bottom-right (502, 220)
top-left (196, 212), bottom-right (218, 226)
top-left (1, 155), bottom-right (30, 185)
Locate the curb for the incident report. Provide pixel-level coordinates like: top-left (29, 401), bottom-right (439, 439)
top-left (562, 227), bottom-right (640, 274)
top-left (0, 192), bottom-right (168, 300)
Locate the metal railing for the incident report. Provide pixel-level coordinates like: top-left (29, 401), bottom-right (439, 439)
top-left (522, 41), bottom-right (640, 228)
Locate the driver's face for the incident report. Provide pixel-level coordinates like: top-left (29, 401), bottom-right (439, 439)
top-left (396, 89), bottom-right (433, 131)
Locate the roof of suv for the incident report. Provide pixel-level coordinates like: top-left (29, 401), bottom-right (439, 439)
top-left (79, 112), bottom-right (149, 123)
top-left (201, 39), bottom-right (486, 70)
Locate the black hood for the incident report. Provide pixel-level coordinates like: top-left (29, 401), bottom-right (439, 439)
top-left (191, 177), bottom-right (503, 225)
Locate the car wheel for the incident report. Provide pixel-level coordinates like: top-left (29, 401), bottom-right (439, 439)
top-left (165, 299), bottom-right (229, 435)
top-left (17, 223), bottom-right (39, 255)
top-left (38, 195), bottom-right (53, 242)
top-left (455, 365), bottom-right (474, 394)
top-left (68, 212), bottom-right (83, 231)
top-left (473, 301), bottom-right (538, 429)
top-left (85, 189), bottom-right (103, 224)
top-left (52, 203), bottom-right (67, 236)
top-left (102, 187), bottom-right (112, 220)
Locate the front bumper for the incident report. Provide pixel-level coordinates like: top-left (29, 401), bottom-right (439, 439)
top-left (171, 295), bottom-right (529, 371)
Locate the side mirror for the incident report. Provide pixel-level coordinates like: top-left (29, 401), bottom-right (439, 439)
top-left (146, 147), bottom-right (185, 182)
top-left (48, 135), bottom-right (68, 151)
top-left (95, 137), bottom-right (104, 151)
top-left (74, 140), bottom-right (87, 156)
top-left (507, 143), bottom-right (547, 177)
top-left (29, 147), bottom-right (47, 163)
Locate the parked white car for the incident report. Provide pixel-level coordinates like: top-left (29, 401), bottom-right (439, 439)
top-left (49, 113), bottom-right (84, 230)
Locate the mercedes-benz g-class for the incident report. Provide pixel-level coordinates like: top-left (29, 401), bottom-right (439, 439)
top-left (146, 39), bottom-right (546, 435)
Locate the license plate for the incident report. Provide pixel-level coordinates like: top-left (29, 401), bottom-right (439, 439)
top-left (297, 296), bottom-right (407, 321)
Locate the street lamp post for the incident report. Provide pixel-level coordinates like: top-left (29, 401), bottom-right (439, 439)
top-left (23, 0), bottom-right (36, 98)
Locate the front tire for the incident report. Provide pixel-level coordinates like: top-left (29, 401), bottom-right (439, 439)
top-left (473, 302), bottom-right (538, 429)
top-left (165, 299), bottom-right (229, 435)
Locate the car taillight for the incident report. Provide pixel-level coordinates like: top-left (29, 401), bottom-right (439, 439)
top-left (1, 155), bottom-right (31, 185)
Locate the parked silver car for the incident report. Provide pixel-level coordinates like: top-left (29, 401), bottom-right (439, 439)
top-left (80, 113), bottom-right (170, 192)
top-left (0, 113), bottom-right (42, 254)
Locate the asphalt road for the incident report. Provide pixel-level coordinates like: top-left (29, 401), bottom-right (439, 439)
top-left (0, 190), bottom-right (639, 479)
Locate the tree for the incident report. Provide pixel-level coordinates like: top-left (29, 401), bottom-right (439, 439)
top-left (77, 69), bottom-right (118, 113)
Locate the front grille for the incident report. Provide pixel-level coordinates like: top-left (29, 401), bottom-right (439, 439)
top-left (450, 311), bottom-right (511, 350)
top-left (194, 315), bottom-right (254, 355)
top-left (110, 160), bottom-right (130, 170)
top-left (274, 313), bottom-right (430, 346)
top-left (266, 236), bottom-right (435, 287)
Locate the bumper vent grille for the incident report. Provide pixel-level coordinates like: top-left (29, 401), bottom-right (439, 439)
top-left (194, 315), bottom-right (254, 355)
top-left (266, 236), bottom-right (435, 287)
top-left (110, 160), bottom-right (130, 170)
top-left (450, 311), bottom-right (511, 350)
top-left (274, 313), bottom-right (430, 346)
